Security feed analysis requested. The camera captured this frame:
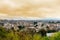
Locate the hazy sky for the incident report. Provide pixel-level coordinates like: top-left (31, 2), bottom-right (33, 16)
top-left (0, 0), bottom-right (60, 18)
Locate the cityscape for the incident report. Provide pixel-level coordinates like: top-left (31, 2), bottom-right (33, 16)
top-left (0, 0), bottom-right (60, 40)
top-left (0, 19), bottom-right (60, 32)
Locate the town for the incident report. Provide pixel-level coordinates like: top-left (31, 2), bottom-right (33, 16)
top-left (0, 19), bottom-right (60, 33)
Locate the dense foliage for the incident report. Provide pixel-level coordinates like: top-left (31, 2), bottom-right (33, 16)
top-left (0, 27), bottom-right (60, 40)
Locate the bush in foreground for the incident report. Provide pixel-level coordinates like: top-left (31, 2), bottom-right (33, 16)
top-left (0, 27), bottom-right (60, 40)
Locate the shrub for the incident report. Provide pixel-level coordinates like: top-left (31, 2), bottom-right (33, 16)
top-left (50, 32), bottom-right (60, 40)
top-left (0, 27), bottom-right (60, 40)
